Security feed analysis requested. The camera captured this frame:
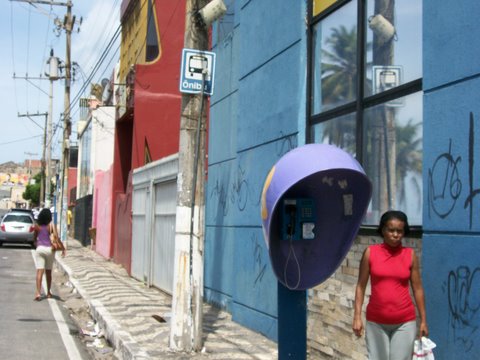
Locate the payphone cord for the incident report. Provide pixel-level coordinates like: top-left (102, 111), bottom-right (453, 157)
top-left (284, 233), bottom-right (302, 290)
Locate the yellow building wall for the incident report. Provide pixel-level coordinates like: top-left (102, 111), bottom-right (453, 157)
top-left (119, 0), bottom-right (149, 82)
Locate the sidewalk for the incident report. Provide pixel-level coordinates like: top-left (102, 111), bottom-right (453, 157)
top-left (56, 238), bottom-right (278, 360)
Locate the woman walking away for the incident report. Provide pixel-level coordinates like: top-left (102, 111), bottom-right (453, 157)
top-left (33, 208), bottom-right (65, 301)
top-left (352, 210), bottom-right (428, 360)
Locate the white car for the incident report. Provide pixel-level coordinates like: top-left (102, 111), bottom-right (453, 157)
top-left (0, 211), bottom-right (35, 248)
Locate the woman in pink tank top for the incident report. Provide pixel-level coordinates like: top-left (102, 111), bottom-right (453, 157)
top-left (352, 211), bottom-right (429, 360)
top-left (33, 208), bottom-right (64, 301)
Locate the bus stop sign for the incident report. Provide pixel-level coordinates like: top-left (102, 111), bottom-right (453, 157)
top-left (179, 48), bottom-right (216, 96)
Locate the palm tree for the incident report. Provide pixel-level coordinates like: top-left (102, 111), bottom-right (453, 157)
top-left (318, 0), bottom-right (423, 220)
top-left (321, 25), bottom-right (357, 108)
top-left (396, 119), bottom-right (422, 208)
top-left (320, 25), bottom-right (357, 151)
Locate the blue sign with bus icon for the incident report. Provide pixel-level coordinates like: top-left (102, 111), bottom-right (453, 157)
top-left (180, 49), bottom-right (216, 95)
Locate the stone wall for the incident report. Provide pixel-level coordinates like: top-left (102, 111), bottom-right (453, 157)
top-left (307, 234), bottom-right (422, 359)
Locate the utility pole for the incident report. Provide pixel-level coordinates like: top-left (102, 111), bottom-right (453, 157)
top-left (45, 49), bottom-right (61, 208)
top-left (170, 0), bottom-right (209, 352)
top-left (12, 0), bottom-right (77, 240)
top-left (59, 0), bottom-right (73, 244)
top-left (18, 113), bottom-right (47, 204)
top-left (14, 48), bottom-right (60, 209)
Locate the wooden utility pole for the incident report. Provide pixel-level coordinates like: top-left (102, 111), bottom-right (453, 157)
top-left (170, 0), bottom-right (209, 352)
top-left (371, 0), bottom-right (396, 214)
top-left (18, 112), bottom-right (48, 204)
top-left (59, 0), bottom-right (73, 243)
top-left (14, 49), bottom-right (59, 208)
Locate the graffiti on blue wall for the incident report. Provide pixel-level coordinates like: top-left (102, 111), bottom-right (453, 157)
top-left (231, 164), bottom-right (253, 212)
top-left (210, 176), bottom-right (229, 216)
top-left (209, 134), bottom-right (297, 217)
top-left (209, 164), bottom-right (258, 216)
top-left (275, 132), bottom-right (297, 157)
top-left (463, 113), bottom-right (480, 228)
top-left (445, 265), bottom-right (480, 352)
top-left (428, 112), bottom-right (479, 228)
top-left (251, 232), bottom-right (267, 287)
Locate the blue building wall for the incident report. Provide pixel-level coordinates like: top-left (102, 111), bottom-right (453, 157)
top-left (204, 0), bottom-right (307, 340)
top-left (423, 1), bottom-right (480, 358)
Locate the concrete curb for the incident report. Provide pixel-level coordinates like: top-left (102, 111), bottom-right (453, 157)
top-left (56, 255), bottom-right (143, 360)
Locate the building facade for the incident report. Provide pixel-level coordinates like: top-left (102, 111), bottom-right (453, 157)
top-left (204, 0), bottom-right (479, 359)
top-left (75, 95), bottom-right (115, 246)
top-left (111, 0), bottom-right (186, 272)
top-left (422, 0), bottom-right (480, 358)
top-left (79, 1), bottom-right (479, 358)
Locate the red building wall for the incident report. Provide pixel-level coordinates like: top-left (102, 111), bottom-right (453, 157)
top-left (68, 167), bottom-right (77, 206)
top-left (111, 0), bottom-right (186, 272)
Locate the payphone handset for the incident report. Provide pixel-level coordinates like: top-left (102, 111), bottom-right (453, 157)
top-left (282, 198), bottom-right (316, 241)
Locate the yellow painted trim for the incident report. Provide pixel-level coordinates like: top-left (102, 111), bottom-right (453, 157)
top-left (313, 0), bottom-right (337, 17)
top-left (261, 167), bottom-right (276, 221)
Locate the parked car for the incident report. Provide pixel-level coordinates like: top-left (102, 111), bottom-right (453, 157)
top-left (8, 208), bottom-right (34, 216)
top-left (0, 211), bottom-right (35, 248)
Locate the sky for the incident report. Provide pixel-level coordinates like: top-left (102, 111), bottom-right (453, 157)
top-left (0, 0), bottom-right (120, 166)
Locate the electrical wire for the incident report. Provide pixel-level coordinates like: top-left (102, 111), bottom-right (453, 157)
top-left (37, 6), bottom-right (54, 107)
top-left (26, 5), bottom-right (31, 79)
top-left (0, 135), bottom-right (43, 146)
top-left (66, 36), bottom-right (121, 122)
top-left (188, 69), bottom-right (207, 342)
top-left (10, 2), bottom-right (19, 113)
top-left (10, 1), bottom-right (56, 143)
top-left (13, 0), bottom-right (182, 161)
top-left (81, 0), bottom-right (121, 73)
top-left (69, 24), bottom-right (122, 110)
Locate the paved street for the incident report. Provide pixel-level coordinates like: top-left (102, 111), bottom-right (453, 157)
top-left (0, 245), bottom-right (90, 360)
top-left (55, 239), bottom-right (278, 359)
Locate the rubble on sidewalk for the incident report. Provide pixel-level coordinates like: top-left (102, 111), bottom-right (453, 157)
top-left (53, 265), bottom-right (117, 359)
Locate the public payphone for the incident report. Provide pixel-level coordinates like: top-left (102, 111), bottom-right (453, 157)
top-left (261, 143), bottom-right (372, 290)
top-left (261, 143), bottom-right (372, 360)
top-left (282, 198), bottom-right (316, 241)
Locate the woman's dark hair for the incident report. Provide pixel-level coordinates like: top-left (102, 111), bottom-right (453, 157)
top-left (377, 210), bottom-right (410, 236)
top-left (37, 208), bottom-right (52, 226)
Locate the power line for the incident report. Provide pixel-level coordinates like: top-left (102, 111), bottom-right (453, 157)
top-left (0, 135), bottom-right (43, 146)
top-left (81, 0), bottom-right (121, 72)
top-left (69, 24), bottom-right (122, 108)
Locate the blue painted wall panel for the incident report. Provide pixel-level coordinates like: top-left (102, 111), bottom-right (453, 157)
top-left (237, 42), bottom-right (303, 151)
top-left (423, 78), bottom-right (480, 232)
top-left (205, 0), bottom-right (306, 343)
top-left (232, 300), bottom-right (278, 341)
top-left (239, 0), bottom-right (304, 78)
top-left (422, 234), bottom-right (480, 360)
top-left (423, 0), bottom-right (480, 90)
top-left (232, 227), bottom-right (277, 314)
top-left (423, 3), bottom-right (480, 358)
top-left (204, 225), bottom-right (235, 311)
top-left (206, 160), bottom-right (237, 227)
top-left (211, 27), bottom-right (239, 101)
top-left (231, 227), bottom-right (277, 339)
top-left (209, 92), bottom-right (238, 164)
top-left (206, 139), bottom-right (297, 228)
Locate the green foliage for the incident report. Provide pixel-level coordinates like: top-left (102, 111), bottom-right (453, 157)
top-left (321, 25), bottom-right (357, 105)
top-left (23, 173), bottom-right (42, 206)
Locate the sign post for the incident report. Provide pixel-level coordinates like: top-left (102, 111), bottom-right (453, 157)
top-left (179, 48), bottom-right (216, 95)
